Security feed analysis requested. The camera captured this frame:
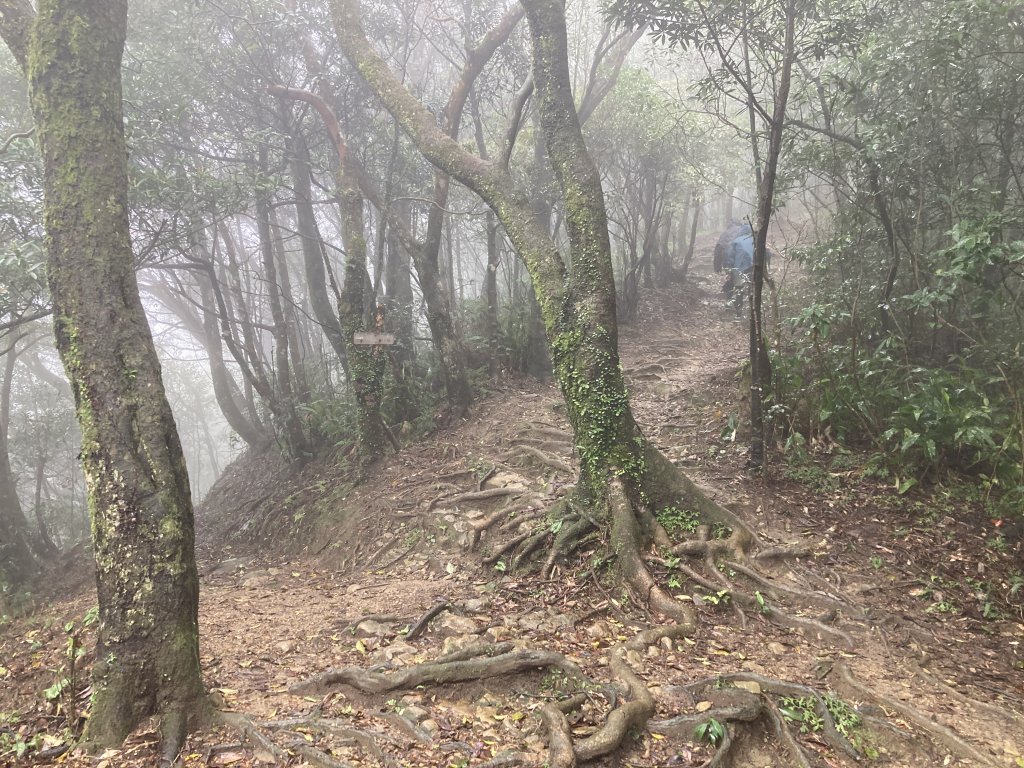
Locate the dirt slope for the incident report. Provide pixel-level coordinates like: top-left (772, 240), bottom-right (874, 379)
top-left (1, 254), bottom-right (1022, 768)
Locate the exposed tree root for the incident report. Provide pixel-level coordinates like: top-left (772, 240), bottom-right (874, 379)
top-left (521, 426), bottom-right (574, 443)
top-left (435, 640), bottom-right (514, 663)
top-left (543, 516), bottom-right (597, 576)
top-left (913, 659), bottom-right (1024, 725)
top-left (468, 507), bottom-right (513, 550)
top-left (429, 487), bottom-right (519, 511)
top-left (405, 600), bottom-right (450, 641)
top-left (724, 559), bottom-right (850, 614)
top-left (574, 626), bottom-right (693, 761)
top-left (670, 527), bottom-right (749, 561)
top-left (483, 531), bottom-right (532, 566)
top-left (499, 445), bottom-right (573, 474)
top-left (641, 446), bottom-right (761, 549)
top-left (220, 710), bottom-right (402, 768)
top-left (650, 670), bottom-right (860, 767)
top-left (262, 717), bottom-right (400, 767)
top-left (499, 505), bottom-right (548, 532)
top-left (765, 697), bottom-right (813, 768)
top-left (610, 479), bottom-right (696, 626)
top-left (378, 711), bottom-right (433, 744)
top-left (511, 528), bottom-right (551, 569)
top-left (730, 590), bottom-right (855, 649)
top-left (754, 544), bottom-right (814, 562)
top-left (217, 711), bottom-right (295, 765)
top-left (834, 661), bottom-right (1001, 768)
top-left (511, 437), bottom-right (573, 454)
top-left (539, 694), bottom-right (586, 768)
top-left (289, 644), bottom-right (584, 696)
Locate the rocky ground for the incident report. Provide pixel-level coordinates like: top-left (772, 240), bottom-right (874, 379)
top-left (2, 252), bottom-right (1022, 768)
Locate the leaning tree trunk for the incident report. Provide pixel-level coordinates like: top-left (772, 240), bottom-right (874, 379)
top-left (8, 0), bottom-right (207, 754)
top-left (329, 0), bottom-right (745, 606)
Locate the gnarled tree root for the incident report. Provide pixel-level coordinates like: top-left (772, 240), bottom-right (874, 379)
top-left (499, 445), bottom-right (573, 474)
top-left (405, 600), bottom-right (451, 641)
top-left (521, 426), bottom-right (573, 443)
top-left (641, 445), bottom-right (761, 549)
top-left (219, 711), bottom-right (398, 768)
top-left (834, 661), bottom-right (1002, 768)
top-left (730, 590), bottom-right (855, 649)
top-left (651, 671), bottom-right (858, 768)
top-left (540, 694), bottom-right (587, 768)
top-left (573, 626), bottom-right (693, 762)
top-left (289, 644), bottom-right (584, 696)
top-left (429, 486), bottom-right (519, 511)
top-left (610, 478), bottom-right (696, 626)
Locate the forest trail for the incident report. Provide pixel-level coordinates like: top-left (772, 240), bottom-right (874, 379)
top-left (2, 250), bottom-right (1023, 768)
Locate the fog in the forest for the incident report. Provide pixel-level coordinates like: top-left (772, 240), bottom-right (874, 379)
top-left (2, 0), bottom-right (1021, 555)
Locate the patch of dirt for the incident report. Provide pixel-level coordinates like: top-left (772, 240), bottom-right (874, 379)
top-left (2, 252), bottom-right (1023, 768)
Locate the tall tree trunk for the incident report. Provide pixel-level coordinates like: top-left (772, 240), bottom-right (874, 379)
top-left (32, 450), bottom-right (58, 555)
top-left (271, 87), bottom-right (391, 464)
top-left (679, 192), bottom-right (701, 282)
top-left (269, 208), bottom-right (311, 405)
top-left (748, 0), bottom-right (795, 470)
top-left (149, 235), bottom-right (268, 449)
top-left (337, 161), bottom-right (391, 464)
top-left (470, 90), bottom-right (502, 376)
top-left (383, 202), bottom-right (419, 423)
top-left (196, 272), bottom-right (269, 448)
top-left (288, 135), bottom-right (351, 375)
top-left (5, 0), bottom-right (207, 752)
top-left (413, 6), bottom-right (526, 416)
top-left (256, 149), bottom-right (309, 458)
top-left (0, 341), bottom-right (37, 589)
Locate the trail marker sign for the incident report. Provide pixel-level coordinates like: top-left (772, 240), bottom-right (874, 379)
top-left (353, 332), bottom-right (395, 346)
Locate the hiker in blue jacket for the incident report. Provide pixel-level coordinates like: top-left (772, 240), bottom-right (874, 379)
top-left (714, 222), bottom-right (754, 301)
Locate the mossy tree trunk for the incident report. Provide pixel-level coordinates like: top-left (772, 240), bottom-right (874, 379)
top-left (337, 172), bottom-right (390, 465)
top-left (270, 86), bottom-right (390, 465)
top-left (2, 0), bottom-right (207, 753)
top-left (329, 0), bottom-right (706, 519)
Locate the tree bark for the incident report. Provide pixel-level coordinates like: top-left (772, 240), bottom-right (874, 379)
top-left (256, 148), bottom-right (309, 458)
top-left (287, 135), bottom-right (351, 375)
top-left (4, 0), bottom-right (207, 752)
top-left (270, 86), bottom-right (390, 464)
top-left (0, 339), bottom-right (37, 589)
top-left (330, 0), bottom-right (649, 501)
top-left (748, 0), bottom-right (795, 470)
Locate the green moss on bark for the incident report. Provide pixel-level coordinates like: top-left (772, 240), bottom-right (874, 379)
top-left (25, 0), bottom-right (205, 752)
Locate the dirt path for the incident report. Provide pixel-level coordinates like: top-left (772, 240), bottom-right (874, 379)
top-left (2, 254), bottom-right (1022, 767)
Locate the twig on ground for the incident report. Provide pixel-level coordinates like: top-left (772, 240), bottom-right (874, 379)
top-left (405, 601), bottom-right (451, 641)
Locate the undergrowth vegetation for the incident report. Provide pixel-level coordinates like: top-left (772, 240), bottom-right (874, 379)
top-left (773, 218), bottom-right (1024, 518)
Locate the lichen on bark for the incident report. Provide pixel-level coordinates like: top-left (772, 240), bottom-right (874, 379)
top-left (10, 0), bottom-right (208, 754)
